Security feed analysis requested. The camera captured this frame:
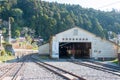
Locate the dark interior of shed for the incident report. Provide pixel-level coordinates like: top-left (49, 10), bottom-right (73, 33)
top-left (59, 42), bottom-right (91, 59)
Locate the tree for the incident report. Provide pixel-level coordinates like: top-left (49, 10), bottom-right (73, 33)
top-left (15, 30), bottom-right (20, 38)
top-left (12, 8), bottom-right (23, 21)
top-left (92, 18), bottom-right (105, 38)
top-left (1, 0), bottom-right (120, 41)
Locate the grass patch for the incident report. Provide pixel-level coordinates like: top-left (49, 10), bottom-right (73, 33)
top-left (111, 59), bottom-right (119, 64)
top-left (0, 56), bottom-right (15, 62)
top-left (39, 55), bottom-right (49, 59)
top-left (32, 47), bottom-right (38, 50)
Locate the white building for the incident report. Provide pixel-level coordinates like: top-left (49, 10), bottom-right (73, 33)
top-left (39, 27), bottom-right (119, 59)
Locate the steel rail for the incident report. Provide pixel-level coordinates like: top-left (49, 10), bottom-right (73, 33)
top-left (32, 57), bottom-right (86, 80)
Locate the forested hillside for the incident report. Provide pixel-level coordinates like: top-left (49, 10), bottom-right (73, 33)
top-left (1, 0), bottom-right (120, 41)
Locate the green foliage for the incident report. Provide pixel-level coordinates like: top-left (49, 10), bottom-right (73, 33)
top-left (0, 50), bottom-right (6, 56)
top-left (15, 30), bottom-right (20, 38)
top-left (1, 0), bottom-right (120, 41)
top-left (2, 42), bottom-right (13, 56)
top-left (11, 8), bottom-right (23, 21)
top-left (0, 55), bottom-right (15, 62)
top-left (9, 17), bottom-right (14, 23)
top-left (25, 35), bottom-right (32, 43)
top-left (111, 59), bottom-right (118, 64)
top-left (6, 51), bottom-right (12, 56)
top-left (2, 42), bottom-right (12, 47)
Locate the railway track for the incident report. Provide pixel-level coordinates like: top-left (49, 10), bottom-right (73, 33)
top-left (0, 63), bottom-right (14, 70)
top-left (0, 63), bottom-right (17, 79)
top-left (0, 63), bottom-right (16, 73)
top-left (68, 59), bottom-right (120, 77)
top-left (82, 59), bottom-right (120, 70)
top-left (0, 57), bottom-right (27, 80)
top-left (32, 57), bottom-right (86, 80)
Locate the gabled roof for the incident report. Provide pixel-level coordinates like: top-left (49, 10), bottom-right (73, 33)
top-left (55, 26), bottom-right (96, 37)
top-left (54, 26), bottom-right (120, 47)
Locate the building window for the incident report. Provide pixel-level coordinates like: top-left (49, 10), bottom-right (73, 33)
top-left (99, 51), bottom-right (101, 53)
top-left (94, 50), bottom-right (97, 52)
top-left (69, 38), bottom-right (71, 40)
top-left (73, 29), bottom-right (78, 36)
top-left (73, 38), bottom-right (74, 40)
top-left (83, 38), bottom-right (84, 40)
top-left (76, 38), bottom-right (78, 40)
top-left (66, 38), bottom-right (68, 40)
top-left (86, 38), bottom-right (88, 40)
top-left (79, 38), bottom-right (81, 40)
top-left (62, 38), bottom-right (64, 40)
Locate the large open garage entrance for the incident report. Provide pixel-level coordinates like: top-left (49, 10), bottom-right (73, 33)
top-left (59, 42), bottom-right (91, 59)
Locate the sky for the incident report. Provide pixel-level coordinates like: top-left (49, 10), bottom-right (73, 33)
top-left (42, 0), bottom-right (120, 11)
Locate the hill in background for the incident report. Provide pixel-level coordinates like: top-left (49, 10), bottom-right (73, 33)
top-left (1, 0), bottom-right (120, 41)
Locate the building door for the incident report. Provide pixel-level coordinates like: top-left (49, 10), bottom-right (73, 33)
top-left (59, 42), bottom-right (91, 59)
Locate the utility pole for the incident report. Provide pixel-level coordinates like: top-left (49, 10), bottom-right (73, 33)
top-left (8, 17), bottom-right (11, 44)
top-left (0, 19), bottom-right (2, 48)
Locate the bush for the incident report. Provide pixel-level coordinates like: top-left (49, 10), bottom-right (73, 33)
top-left (2, 42), bottom-right (14, 55)
top-left (0, 50), bottom-right (6, 56)
top-left (6, 51), bottom-right (12, 56)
